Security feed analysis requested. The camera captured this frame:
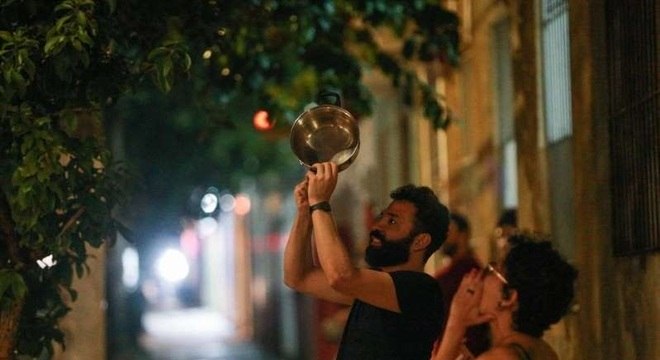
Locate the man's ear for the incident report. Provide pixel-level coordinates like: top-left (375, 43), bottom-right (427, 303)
top-left (412, 233), bottom-right (431, 252)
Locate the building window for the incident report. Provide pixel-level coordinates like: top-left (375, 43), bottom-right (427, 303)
top-left (492, 19), bottom-right (518, 208)
top-left (541, 0), bottom-right (573, 143)
top-left (606, 0), bottom-right (660, 255)
top-left (540, 0), bottom-right (576, 258)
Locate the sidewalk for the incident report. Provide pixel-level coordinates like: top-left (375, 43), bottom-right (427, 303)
top-left (139, 307), bottom-right (281, 360)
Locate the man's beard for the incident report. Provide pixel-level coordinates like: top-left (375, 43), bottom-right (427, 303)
top-left (364, 230), bottom-right (416, 268)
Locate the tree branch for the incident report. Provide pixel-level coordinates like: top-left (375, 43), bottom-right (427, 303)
top-left (57, 207), bottom-right (86, 239)
top-left (0, 191), bottom-right (24, 268)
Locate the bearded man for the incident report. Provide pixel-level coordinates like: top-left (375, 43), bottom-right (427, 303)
top-left (284, 162), bottom-right (449, 360)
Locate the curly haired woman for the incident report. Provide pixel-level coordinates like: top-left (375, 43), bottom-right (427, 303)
top-left (433, 234), bottom-right (578, 360)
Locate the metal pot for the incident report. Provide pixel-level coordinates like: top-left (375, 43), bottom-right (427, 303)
top-left (290, 90), bottom-right (360, 172)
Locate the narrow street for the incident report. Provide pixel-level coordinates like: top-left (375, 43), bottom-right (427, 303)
top-left (139, 308), bottom-right (281, 360)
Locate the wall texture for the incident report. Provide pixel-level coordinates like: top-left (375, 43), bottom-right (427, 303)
top-left (440, 0), bottom-right (659, 359)
top-left (54, 244), bottom-right (106, 360)
top-left (570, 0), bottom-right (660, 359)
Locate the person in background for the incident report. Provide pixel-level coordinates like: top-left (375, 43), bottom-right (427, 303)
top-left (492, 208), bottom-right (518, 263)
top-left (497, 209), bottom-right (517, 235)
top-left (433, 233), bottom-right (577, 360)
top-left (432, 213), bottom-right (489, 357)
top-left (434, 213), bottom-right (482, 311)
top-left (284, 162), bottom-right (450, 360)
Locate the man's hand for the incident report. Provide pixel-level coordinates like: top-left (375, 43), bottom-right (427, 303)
top-left (293, 178), bottom-right (310, 212)
top-left (306, 162), bottom-right (338, 204)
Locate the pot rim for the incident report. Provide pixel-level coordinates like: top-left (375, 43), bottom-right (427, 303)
top-left (289, 104), bottom-right (360, 171)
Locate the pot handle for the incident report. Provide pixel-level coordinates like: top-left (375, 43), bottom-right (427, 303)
top-left (316, 89), bottom-right (342, 107)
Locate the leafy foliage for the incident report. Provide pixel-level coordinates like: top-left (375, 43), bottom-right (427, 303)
top-left (0, 0), bottom-right (458, 357)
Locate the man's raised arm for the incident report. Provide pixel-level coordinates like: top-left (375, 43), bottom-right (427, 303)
top-left (283, 178), bottom-right (353, 305)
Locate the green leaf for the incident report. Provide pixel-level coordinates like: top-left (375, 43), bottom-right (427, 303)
top-left (54, 1), bottom-right (75, 12)
top-left (147, 47), bottom-right (169, 61)
top-left (161, 58), bottom-right (173, 77)
top-left (182, 53), bottom-right (192, 71)
top-left (105, 0), bottom-right (116, 13)
top-left (0, 30), bottom-right (13, 41)
top-left (0, 269), bottom-right (28, 303)
top-left (72, 39), bottom-right (82, 51)
top-left (55, 15), bottom-right (73, 31)
top-left (44, 35), bottom-right (65, 54)
top-left (3, 68), bottom-right (14, 84)
top-left (77, 31), bottom-right (93, 46)
top-left (76, 10), bottom-right (86, 25)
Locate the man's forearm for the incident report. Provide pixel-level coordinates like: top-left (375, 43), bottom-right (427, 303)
top-left (311, 210), bottom-right (356, 288)
top-left (283, 211), bottom-right (313, 288)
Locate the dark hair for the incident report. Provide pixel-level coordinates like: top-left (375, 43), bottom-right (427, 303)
top-left (450, 212), bottom-right (471, 235)
top-left (497, 208), bottom-right (517, 227)
top-left (390, 184), bottom-right (449, 260)
top-left (503, 234), bottom-right (578, 337)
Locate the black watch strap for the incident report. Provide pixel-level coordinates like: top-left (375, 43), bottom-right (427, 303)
top-left (309, 201), bottom-right (332, 214)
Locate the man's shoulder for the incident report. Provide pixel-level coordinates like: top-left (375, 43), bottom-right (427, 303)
top-left (389, 269), bottom-right (436, 280)
top-left (388, 270), bottom-right (440, 293)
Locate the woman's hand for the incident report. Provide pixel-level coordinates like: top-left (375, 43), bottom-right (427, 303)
top-left (306, 162), bottom-right (338, 204)
top-left (447, 270), bottom-right (494, 329)
top-left (434, 270), bottom-right (492, 360)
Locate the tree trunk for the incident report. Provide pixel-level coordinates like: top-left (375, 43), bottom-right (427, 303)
top-left (0, 298), bottom-right (24, 360)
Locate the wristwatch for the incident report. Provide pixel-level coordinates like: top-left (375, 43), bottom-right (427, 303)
top-left (309, 201), bottom-right (332, 214)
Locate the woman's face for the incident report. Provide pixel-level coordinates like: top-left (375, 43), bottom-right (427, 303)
top-left (479, 263), bottom-right (509, 314)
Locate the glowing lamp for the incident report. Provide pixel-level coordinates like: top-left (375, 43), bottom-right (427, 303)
top-left (253, 110), bottom-right (275, 131)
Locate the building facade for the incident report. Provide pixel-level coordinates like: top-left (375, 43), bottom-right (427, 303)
top-left (338, 0), bottom-right (659, 359)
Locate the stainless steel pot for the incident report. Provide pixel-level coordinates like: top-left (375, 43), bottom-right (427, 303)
top-left (290, 90), bottom-right (360, 172)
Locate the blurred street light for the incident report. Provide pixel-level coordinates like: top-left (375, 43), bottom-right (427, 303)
top-left (155, 248), bottom-right (189, 283)
top-left (200, 187), bottom-right (220, 214)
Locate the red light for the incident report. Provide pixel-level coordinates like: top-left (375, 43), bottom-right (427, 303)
top-left (253, 110), bottom-right (275, 131)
